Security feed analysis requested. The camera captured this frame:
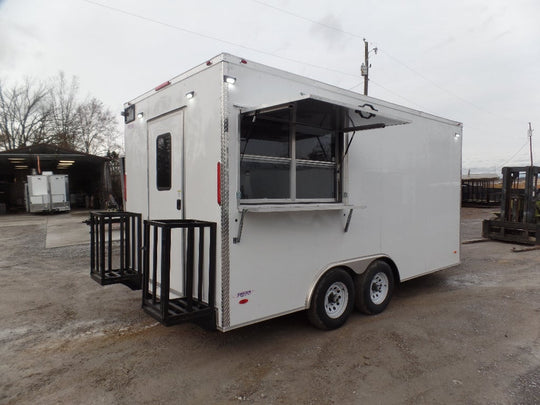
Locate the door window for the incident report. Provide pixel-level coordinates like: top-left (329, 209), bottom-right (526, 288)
top-left (156, 133), bottom-right (171, 190)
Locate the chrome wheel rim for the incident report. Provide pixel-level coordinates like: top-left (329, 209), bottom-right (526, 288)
top-left (324, 281), bottom-right (348, 319)
top-left (370, 272), bottom-right (389, 305)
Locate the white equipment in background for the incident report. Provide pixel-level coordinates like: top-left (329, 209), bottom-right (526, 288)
top-left (25, 173), bottom-right (70, 213)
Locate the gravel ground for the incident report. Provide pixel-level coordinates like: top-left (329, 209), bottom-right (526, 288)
top-left (0, 208), bottom-right (538, 405)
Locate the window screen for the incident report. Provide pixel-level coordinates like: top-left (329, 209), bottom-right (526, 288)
top-left (156, 133), bottom-right (171, 190)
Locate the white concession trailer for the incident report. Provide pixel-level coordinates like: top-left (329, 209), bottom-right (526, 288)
top-left (92, 53), bottom-right (462, 331)
top-left (26, 173), bottom-right (70, 213)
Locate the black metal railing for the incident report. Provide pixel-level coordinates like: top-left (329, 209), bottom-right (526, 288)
top-left (142, 219), bottom-right (217, 327)
top-left (89, 211), bottom-right (142, 290)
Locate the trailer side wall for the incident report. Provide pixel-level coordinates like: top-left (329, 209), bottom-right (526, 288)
top-left (223, 58), bottom-right (461, 329)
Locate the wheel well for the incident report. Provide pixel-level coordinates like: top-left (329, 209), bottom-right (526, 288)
top-left (342, 259), bottom-right (399, 284)
top-left (377, 258), bottom-right (400, 284)
top-left (306, 265), bottom-right (356, 309)
top-left (339, 265), bottom-right (358, 281)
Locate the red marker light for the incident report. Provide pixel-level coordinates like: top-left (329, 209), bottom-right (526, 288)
top-left (206, 61), bottom-right (212, 66)
top-left (240, 59), bottom-right (247, 64)
top-left (154, 81), bottom-right (171, 91)
top-left (217, 162), bottom-right (221, 205)
top-left (239, 299), bottom-right (248, 304)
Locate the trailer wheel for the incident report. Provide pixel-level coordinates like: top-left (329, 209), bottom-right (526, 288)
top-left (308, 268), bottom-right (355, 330)
top-left (355, 261), bottom-right (394, 315)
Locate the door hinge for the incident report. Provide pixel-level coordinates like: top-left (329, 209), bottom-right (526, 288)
top-left (224, 118), bottom-right (229, 133)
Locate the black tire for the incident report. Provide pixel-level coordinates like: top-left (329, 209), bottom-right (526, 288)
top-left (355, 261), bottom-right (395, 315)
top-left (308, 268), bottom-right (355, 330)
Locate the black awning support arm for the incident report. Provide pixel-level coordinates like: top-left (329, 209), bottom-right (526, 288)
top-left (343, 123), bottom-right (386, 132)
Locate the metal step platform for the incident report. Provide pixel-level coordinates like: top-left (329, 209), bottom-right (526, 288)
top-left (89, 211), bottom-right (142, 290)
top-left (142, 219), bottom-right (217, 328)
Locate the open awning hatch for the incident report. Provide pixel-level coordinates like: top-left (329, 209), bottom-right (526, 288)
top-left (237, 93), bottom-right (410, 131)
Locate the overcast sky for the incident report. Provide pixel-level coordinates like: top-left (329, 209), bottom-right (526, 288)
top-left (1, 0), bottom-right (539, 172)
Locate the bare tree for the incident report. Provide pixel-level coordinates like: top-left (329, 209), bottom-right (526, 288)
top-left (47, 72), bottom-right (81, 149)
top-left (0, 78), bottom-right (50, 150)
top-left (75, 98), bottom-right (119, 155)
top-left (0, 73), bottom-right (121, 155)
top-left (48, 73), bottom-right (121, 154)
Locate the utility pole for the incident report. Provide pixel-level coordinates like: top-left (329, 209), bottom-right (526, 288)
top-left (361, 39), bottom-right (377, 96)
top-left (362, 39), bottom-right (369, 95)
top-left (528, 122), bottom-right (534, 166)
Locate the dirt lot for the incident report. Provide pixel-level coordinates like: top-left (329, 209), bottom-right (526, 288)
top-left (0, 208), bottom-right (539, 404)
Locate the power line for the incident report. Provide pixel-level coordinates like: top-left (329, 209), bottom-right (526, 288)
top-left (498, 140), bottom-right (530, 168)
top-left (363, 79), bottom-right (430, 111)
top-left (83, 0), bottom-right (526, 137)
top-left (253, 0), bottom-right (442, 112)
top-left (82, 0), bottom-right (534, 170)
top-left (249, 0), bottom-right (523, 124)
top-left (80, 0), bottom-right (362, 80)
top-left (378, 50), bottom-right (522, 124)
top-left (497, 124), bottom-right (538, 169)
top-left (82, 0), bottom-right (432, 109)
top-left (251, 0), bottom-right (360, 39)
top-left (82, 0), bottom-right (476, 118)
top-left (251, 0), bottom-right (348, 35)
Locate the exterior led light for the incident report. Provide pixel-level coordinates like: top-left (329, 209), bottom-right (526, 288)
top-left (137, 112), bottom-right (144, 119)
top-left (224, 76), bottom-right (236, 84)
top-left (186, 91), bottom-right (195, 99)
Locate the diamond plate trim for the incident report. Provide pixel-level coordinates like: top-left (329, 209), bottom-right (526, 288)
top-left (220, 64), bottom-right (231, 329)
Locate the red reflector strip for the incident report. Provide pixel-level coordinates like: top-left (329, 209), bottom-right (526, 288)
top-left (154, 81), bottom-right (171, 91)
top-left (217, 162), bottom-right (221, 205)
top-left (239, 299), bottom-right (248, 304)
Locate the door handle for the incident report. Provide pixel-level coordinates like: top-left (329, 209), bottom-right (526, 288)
top-left (177, 199), bottom-right (181, 210)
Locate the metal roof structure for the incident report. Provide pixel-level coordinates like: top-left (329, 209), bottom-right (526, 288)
top-left (0, 144), bottom-right (112, 212)
top-left (0, 144), bottom-right (107, 177)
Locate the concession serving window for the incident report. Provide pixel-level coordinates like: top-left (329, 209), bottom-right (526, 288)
top-left (233, 95), bottom-right (408, 243)
top-left (239, 95), bottom-right (407, 205)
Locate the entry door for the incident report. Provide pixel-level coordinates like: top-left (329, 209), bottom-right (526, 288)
top-left (147, 110), bottom-right (184, 220)
top-left (147, 110), bottom-right (184, 297)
